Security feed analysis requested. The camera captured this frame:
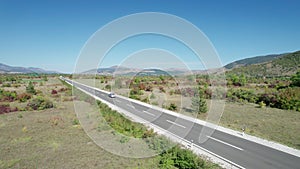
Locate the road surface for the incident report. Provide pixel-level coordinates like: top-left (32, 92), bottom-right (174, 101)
top-left (62, 78), bottom-right (300, 169)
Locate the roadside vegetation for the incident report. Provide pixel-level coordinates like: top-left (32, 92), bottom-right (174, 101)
top-left (72, 68), bottom-right (300, 149)
top-left (2, 64), bottom-right (298, 167)
top-left (66, 79), bottom-right (221, 169)
top-left (1, 76), bottom-right (162, 169)
top-left (0, 75), bottom-right (55, 114)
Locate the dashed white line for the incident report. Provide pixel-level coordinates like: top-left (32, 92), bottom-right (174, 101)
top-left (142, 110), bottom-right (155, 116)
top-left (207, 136), bottom-right (244, 151)
top-left (166, 120), bottom-right (186, 128)
top-left (127, 104), bottom-right (135, 109)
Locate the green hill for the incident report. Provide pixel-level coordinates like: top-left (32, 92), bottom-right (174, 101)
top-left (227, 50), bottom-right (300, 77)
top-left (224, 53), bottom-right (286, 69)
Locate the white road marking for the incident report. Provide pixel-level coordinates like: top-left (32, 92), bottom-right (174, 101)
top-left (142, 110), bottom-right (155, 116)
top-left (127, 104), bottom-right (135, 109)
top-left (166, 120), bottom-right (186, 128)
top-left (207, 136), bottom-right (244, 151)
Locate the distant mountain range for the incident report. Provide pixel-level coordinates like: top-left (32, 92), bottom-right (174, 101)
top-left (227, 50), bottom-right (300, 77)
top-left (81, 51), bottom-right (299, 76)
top-left (0, 63), bottom-right (59, 74)
top-left (2, 50), bottom-right (298, 76)
top-left (82, 66), bottom-right (188, 76)
top-left (224, 53), bottom-right (288, 69)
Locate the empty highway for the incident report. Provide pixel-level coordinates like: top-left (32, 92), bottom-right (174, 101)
top-left (62, 78), bottom-right (300, 169)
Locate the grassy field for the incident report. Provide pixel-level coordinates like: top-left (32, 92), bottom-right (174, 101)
top-left (220, 102), bottom-right (300, 149)
top-left (0, 78), bottom-right (161, 169)
top-left (0, 77), bottom-right (222, 169)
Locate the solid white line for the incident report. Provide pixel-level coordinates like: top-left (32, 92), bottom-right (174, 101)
top-left (127, 104), bottom-right (135, 109)
top-left (207, 136), bottom-right (244, 151)
top-left (62, 78), bottom-right (247, 169)
top-left (142, 110), bottom-right (155, 116)
top-left (166, 120), bottom-right (186, 128)
top-left (192, 143), bottom-right (246, 169)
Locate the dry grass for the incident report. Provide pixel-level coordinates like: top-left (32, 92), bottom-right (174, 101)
top-left (220, 102), bottom-right (300, 149)
top-left (0, 78), bottom-right (159, 169)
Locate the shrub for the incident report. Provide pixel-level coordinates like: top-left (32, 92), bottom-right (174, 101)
top-left (18, 93), bottom-right (32, 102)
top-left (12, 84), bottom-right (21, 88)
top-left (104, 84), bottom-right (111, 90)
top-left (72, 118), bottom-right (79, 125)
top-left (258, 101), bottom-right (266, 108)
top-left (2, 83), bottom-right (11, 87)
top-left (168, 103), bottom-right (177, 111)
top-left (159, 86), bottom-right (165, 93)
top-left (227, 88), bottom-right (258, 103)
top-left (130, 88), bottom-right (143, 95)
top-left (145, 136), bottom-right (171, 153)
top-left (290, 71), bottom-right (300, 87)
top-left (0, 104), bottom-right (11, 114)
top-left (26, 81), bottom-right (36, 95)
top-left (27, 96), bottom-right (53, 110)
top-left (150, 93), bottom-right (156, 99)
top-left (159, 145), bottom-right (205, 169)
top-left (0, 89), bottom-right (17, 102)
top-left (97, 101), bottom-right (150, 138)
top-left (142, 97), bottom-right (149, 103)
top-left (145, 85), bottom-right (153, 92)
top-left (138, 83), bottom-right (146, 90)
top-left (51, 89), bottom-right (58, 95)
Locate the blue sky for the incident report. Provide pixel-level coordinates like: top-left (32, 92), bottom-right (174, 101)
top-left (0, 0), bottom-right (299, 73)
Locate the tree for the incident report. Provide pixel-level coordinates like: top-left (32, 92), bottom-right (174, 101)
top-left (192, 87), bottom-right (208, 113)
top-left (231, 74), bottom-right (239, 86)
top-left (43, 76), bottom-right (48, 81)
top-left (26, 81), bottom-right (36, 95)
top-left (291, 71), bottom-right (300, 87)
top-left (240, 73), bottom-right (247, 86)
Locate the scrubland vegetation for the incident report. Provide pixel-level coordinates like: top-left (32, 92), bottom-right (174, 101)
top-left (0, 75), bottom-right (221, 169)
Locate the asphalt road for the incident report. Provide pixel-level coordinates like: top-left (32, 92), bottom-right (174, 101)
top-left (63, 78), bottom-right (300, 169)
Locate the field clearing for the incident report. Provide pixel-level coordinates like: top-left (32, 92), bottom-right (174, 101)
top-left (220, 102), bottom-right (300, 149)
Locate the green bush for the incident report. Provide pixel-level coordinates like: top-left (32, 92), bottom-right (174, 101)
top-left (227, 88), bottom-right (258, 103)
top-left (17, 93), bottom-right (32, 102)
top-left (258, 101), bottom-right (266, 108)
top-left (130, 88), bottom-right (143, 95)
top-left (290, 71), bottom-right (300, 87)
top-left (72, 118), bottom-right (79, 125)
top-left (27, 96), bottom-right (53, 110)
top-left (159, 145), bottom-right (205, 169)
top-left (168, 103), bottom-right (177, 111)
top-left (26, 81), bottom-right (36, 95)
top-left (258, 87), bottom-right (300, 111)
top-left (97, 101), bottom-right (150, 138)
top-left (0, 89), bottom-right (17, 102)
top-left (145, 136), bottom-right (172, 153)
top-left (104, 84), bottom-right (111, 90)
top-left (2, 83), bottom-right (11, 87)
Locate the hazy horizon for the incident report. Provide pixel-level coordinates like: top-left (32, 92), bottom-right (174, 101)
top-left (1, 1), bottom-right (300, 73)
